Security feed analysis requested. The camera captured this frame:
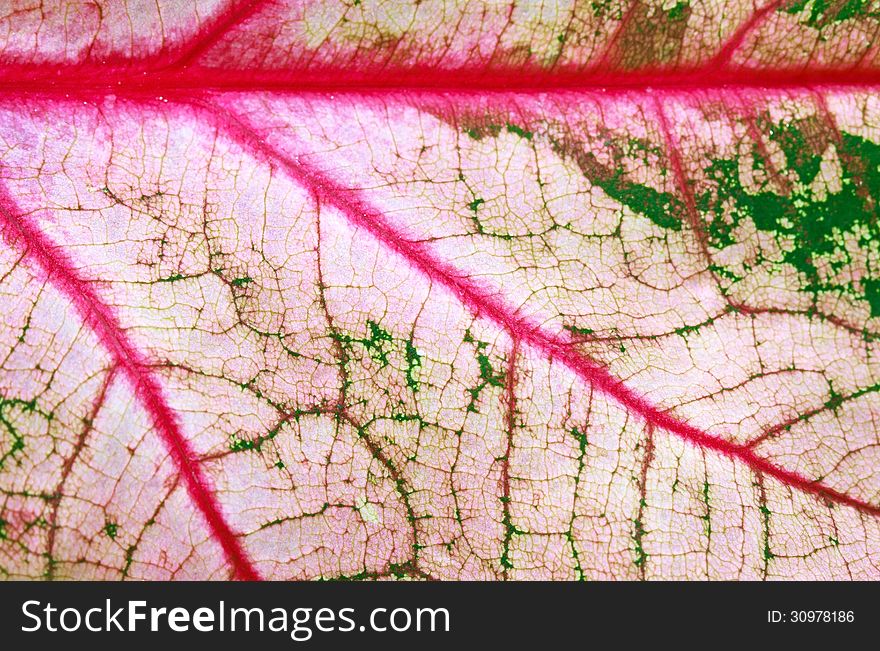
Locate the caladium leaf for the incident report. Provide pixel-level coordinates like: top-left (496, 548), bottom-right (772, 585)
top-left (0, 0), bottom-right (878, 581)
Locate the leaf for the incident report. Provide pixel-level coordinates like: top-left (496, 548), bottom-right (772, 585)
top-left (0, 0), bottom-right (878, 580)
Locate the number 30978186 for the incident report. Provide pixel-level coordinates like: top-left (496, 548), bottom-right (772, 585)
top-left (768, 611), bottom-right (855, 623)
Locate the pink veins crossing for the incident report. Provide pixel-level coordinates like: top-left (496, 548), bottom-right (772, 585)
top-left (0, 187), bottom-right (261, 581)
top-left (210, 101), bottom-right (880, 519)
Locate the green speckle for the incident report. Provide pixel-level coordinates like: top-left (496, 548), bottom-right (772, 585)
top-left (570, 427), bottom-right (588, 454)
top-left (829, 535), bottom-right (839, 546)
top-left (231, 276), bottom-right (254, 287)
top-left (590, 0), bottom-right (623, 18)
top-left (467, 198), bottom-right (485, 212)
top-left (275, 460), bottom-right (285, 470)
top-left (506, 123), bottom-right (533, 140)
top-left (465, 339), bottom-right (507, 411)
top-left (667, 0), bottom-right (689, 20)
top-left (564, 325), bottom-right (595, 336)
top-left (632, 516), bottom-right (648, 569)
top-left (500, 500), bottom-right (523, 572)
top-left (336, 320), bottom-right (396, 367)
top-left (404, 339), bottom-right (422, 393)
top-left (825, 383), bottom-right (844, 410)
top-left (229, 434), bottom-right (258, 452)
top-left (104, 522), bottom-right (118, 539)
top-left (0, 396), bottom-right (51, 469)
top-left (701, 481), bottom-right (712, 538)
top-left (17, 317), bottom-right (30, 344)
top-left (708, 263), bottom-right (742, 283)
top-left (784, 0), bottom-right (876, 27)
top-left (477, 351), bottom-right (505, 388)
top-left (365, 320), bottom-right (393, 366)
top-left (159, 273), bottom-right (185, 283)
top-left (759, 501), bottom-right (774, 563)
top-left (673, 310), bottom-right (730, 338)
top-left (0, 518), bottom-right (6, 540)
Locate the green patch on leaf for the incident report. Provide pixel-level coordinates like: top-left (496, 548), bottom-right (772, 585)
top-left (599, 173), bottom-right (684, 231)
top-left (667, 0), bottom-right (690, 20)
top-left (699, 121), bottom-right (880, 318)
top-left (863, 278), bottom-right (880, 318)
top-left (404, 339), bottom-right (422, 393)
top-left (783, 0), bottom-right (877, 28)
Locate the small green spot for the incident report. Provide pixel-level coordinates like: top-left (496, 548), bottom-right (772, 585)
top-left (784, 0), bottom-right (876, 27)
top-left (506, 123), bottom-right (533, 140)
top-left (667, 0), bottom-right (689, 20)
top-left (229, 434), bottom-right (258, 452)
top-left (829, 535), bottom-right (839, 546)
top-left (477, 351), bottom-right (505, 388)
top-left (231, 276), bottom-right (254, 287)
top-left (500, 501), bottom-right (523, 572)
top-left (571, 427), bottom-right (588, 454)
top-left (825, 384), bottom-right (844, 410)
top-left (467, 198), bottom-right (485, 212)
top-left (275, 460), bottom-right (285, 469)
top-left (701, 481), bottom-right (712, 538)
top-left (632, 517), bottom-right (648, 569)
top-left (564, 325), bottom-right (595, 336)
top-left (159, 273), bottom-right (185, 283)
top-left (104, 522), bottom-right (118, 539)
top-left (0, 518), bottom-right (6, 540)
top-left (365, 320), bottom-right (393, 366)
top-left (404, 339), bottom-right (422, 393)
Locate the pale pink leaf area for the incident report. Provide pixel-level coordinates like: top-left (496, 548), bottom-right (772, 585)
top-left (0, 0), bottom-right (879, 580)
